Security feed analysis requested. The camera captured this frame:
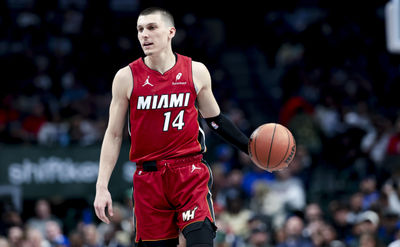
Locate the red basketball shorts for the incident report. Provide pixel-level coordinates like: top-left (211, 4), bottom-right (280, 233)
top-left (132, 154), bottom-right (215, 243)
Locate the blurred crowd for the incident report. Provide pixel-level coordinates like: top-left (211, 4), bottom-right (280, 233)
top-left (1, 0), bottom-right (400, 246)
top-left (0, 199), bottom-right (134, 247)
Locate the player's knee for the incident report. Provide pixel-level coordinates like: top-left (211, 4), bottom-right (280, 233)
top-left (183, 218), bottom-right (216, 247)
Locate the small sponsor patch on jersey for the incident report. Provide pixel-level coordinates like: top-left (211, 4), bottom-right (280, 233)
top-left (176, 72), bottom-right (182, 80)
top-left (172, 81), bottom-right (187, 85)
top-left (172, 72), bottom-right (186, 85)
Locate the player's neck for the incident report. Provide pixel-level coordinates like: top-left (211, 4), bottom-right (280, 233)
top-left (144, 50), bottom-right (176, 74)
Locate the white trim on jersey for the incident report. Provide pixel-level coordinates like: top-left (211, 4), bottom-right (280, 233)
top-left (199, 126), bottom-right (206, 149)
top-left (127, 111), bottom-right (131, 136)
top-left (193, 81), bottom-right (199, 95)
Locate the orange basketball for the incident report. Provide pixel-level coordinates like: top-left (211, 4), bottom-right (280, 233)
top-left (248, 123), bottom-right (296, 172)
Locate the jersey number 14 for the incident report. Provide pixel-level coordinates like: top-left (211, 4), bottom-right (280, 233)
top-left (163, 110), bottom-right (185, 131)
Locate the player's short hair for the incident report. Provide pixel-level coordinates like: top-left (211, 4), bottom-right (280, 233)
top-left (139, 7), bottom-right (175, 27)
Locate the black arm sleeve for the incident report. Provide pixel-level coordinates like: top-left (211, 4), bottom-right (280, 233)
top-left (204, 113), bottom-right (249, 154)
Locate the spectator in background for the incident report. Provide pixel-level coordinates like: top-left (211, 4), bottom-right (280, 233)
top-left (213, 144), bottom-right (235, 173)
top-left (27, 200), bottom-right (62, 238)
top-left (218, 187), bottom-right (252, 239)
top-left (303, 203), bottom-right (324, 238)
top-left (387, 115), bottom-right (400, 156)
top-left (348, 210), bottom-right (382, 247)
top-left (96, 203), bottom-right (131, 247)
top-left (7, 226), bottom-right (23, 247)
top-left (360, 176), bottom-right (380, 211)
top-left (388, 227), bottom-right (400, 247)
top-left (315, 95), bottom-right (343, 139)
top-left (21, 101), bottom-right (48, 143)
top-left (37, 113), bottom-right (70, 146)
top-left (26, 228), bottom-right (50, 247)
top-left (382, 179), bottom-right (400, 216)
top-left (68, 231), bottom-right (83, 247)
top-left (249, 182), bottom-right (271, 218)
top-left (68, 115), bottom-right (101, 146)
top-left (242, 158), bottom-right (275, 198)
top-left (309, 221), bottom-right (345, 247)
top-left (245, 215), bottom-right (273, 247)
top-left (214, 215), bottom-right (243, 247)
top-left (378, 211), bottom-right (400, 246)
top-left (45, 221), bottom-right (69, 247)
top-left (305, 203), bottom-right (323, 226)
top-left (0, 210), bottom-right (23, 237)
top-left (210, 163), bottom-right (227, 213)
top-left (0, 237), bottom-right (9, 247)
top-left (215, 169), bottom-right (245, 210)
top-left (254, 169), bottom-right (306, 229)
top-left (347, 192), bottom-right (364, 225)
top-left (82, 224), bottom-right (99, 247)
top-left (276, 216), bottom-right (313, 247)
top-left (279, 96), bottom-right (322, 155)
top-left (286, 144), bottom-right (312, 188)
top-left (359, 233), bottom-right (380, 247)
top-left (101, 225), bottom-right (127, 247)
top-left (246, 222), bottom-right (272, 247)
top-left (343, 101), bottom-right (373, 134)
top-left (320, 223), bottom-right (345, 247)
top-left (329, 201), bottom-right (353, 242)
top-left (360, 114), bottom-right (392, 165)
top-left (0, 96), bottom-right (20, 143)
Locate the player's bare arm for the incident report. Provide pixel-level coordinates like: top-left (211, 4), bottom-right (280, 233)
top-left (193, 61), bottom-right (249, 154)
top-left (94, 66), bottom-right (132, 224)
top-left (193, 61), bottom-right (220, 118)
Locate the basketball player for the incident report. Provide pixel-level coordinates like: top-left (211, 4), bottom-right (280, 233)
top-left (94, 7), bottom-right (249, 247)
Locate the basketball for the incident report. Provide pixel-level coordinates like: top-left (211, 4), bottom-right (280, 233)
top-left (248, 123), bottom-right (296, 172)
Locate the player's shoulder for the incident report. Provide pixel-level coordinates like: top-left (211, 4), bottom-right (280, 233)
top-left (114, 66), bottom-right (132, 81)
top-left (191, 60), bottom-right (209, 77)
top-left (191, 60), bottom-right (211, 90)
top-left (113, 66), bottom-right (133, 93)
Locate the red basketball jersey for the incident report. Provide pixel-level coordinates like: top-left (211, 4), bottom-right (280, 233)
top-left (128, 54), bottom-right (205, 162)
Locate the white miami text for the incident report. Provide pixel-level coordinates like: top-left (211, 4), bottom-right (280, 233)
top-left (137, 93), bottom-right (191, 110)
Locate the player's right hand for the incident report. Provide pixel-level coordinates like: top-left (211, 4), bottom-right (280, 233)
top-left (94, 187), bottom-right (114, 224)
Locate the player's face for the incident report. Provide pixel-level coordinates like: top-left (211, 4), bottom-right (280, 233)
top-left (137, 13), bottom-right (175, 56)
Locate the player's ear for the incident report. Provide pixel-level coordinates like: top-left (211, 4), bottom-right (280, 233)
top-left (169, 27), bottom-right (176, 39)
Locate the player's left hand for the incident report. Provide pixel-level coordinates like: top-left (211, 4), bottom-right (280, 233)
top-left (94, 187), bottom-right (114, 224)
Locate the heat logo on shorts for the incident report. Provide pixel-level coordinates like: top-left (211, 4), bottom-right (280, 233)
top-left (182, 206), bottom-right (198, 221)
